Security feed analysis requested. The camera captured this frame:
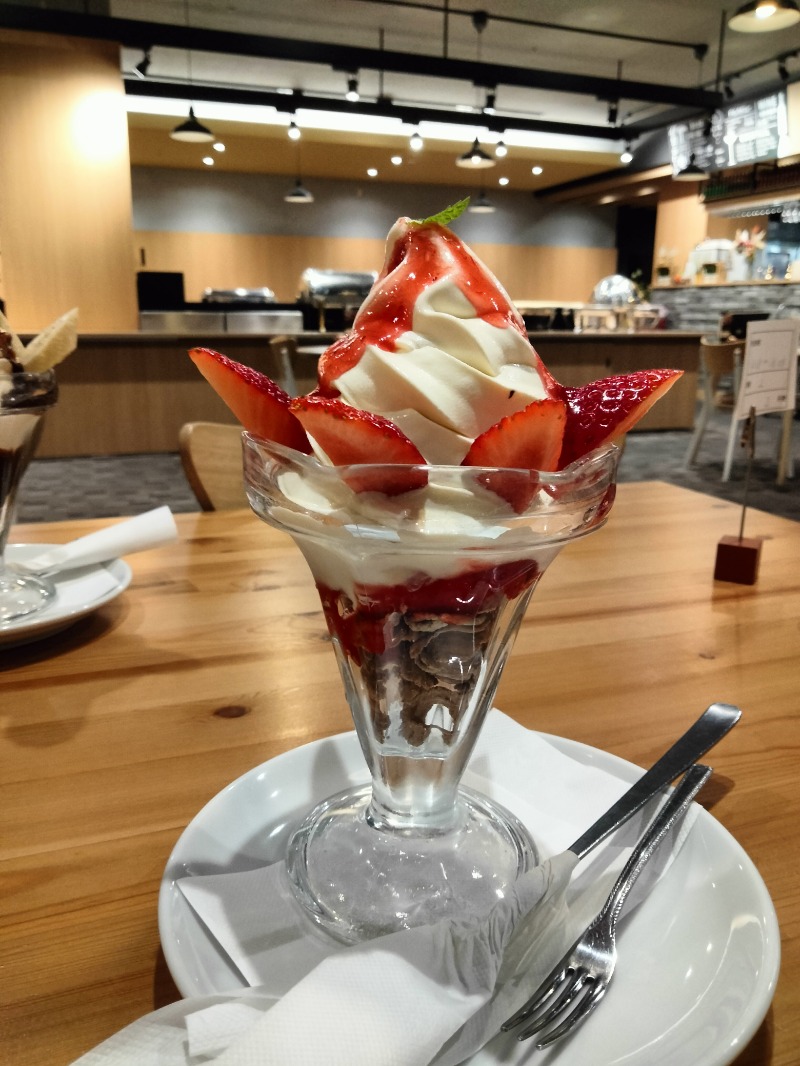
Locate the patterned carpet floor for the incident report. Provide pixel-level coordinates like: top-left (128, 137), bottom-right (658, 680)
top-left (15, 406), bottom-right (799, 525)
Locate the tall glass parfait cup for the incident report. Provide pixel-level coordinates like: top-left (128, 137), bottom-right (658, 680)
top-left (0, 366), bottom-right (58, 623)
top-left (244, 434), bottom-right (619, 944)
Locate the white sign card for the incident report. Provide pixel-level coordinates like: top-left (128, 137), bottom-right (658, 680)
top-left (735, 318), bottom-right (799, 421)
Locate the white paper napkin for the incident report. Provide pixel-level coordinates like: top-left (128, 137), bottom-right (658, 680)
top-left (16, 506), bottom-right (178, 575)
top-left (70, 713), bottom-right (698, 1066)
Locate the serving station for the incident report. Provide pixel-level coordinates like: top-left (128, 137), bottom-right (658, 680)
top-left (35, 329), bottom-right (701, 458)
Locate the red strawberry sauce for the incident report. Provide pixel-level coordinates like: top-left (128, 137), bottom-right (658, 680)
top-left (316, 557), bottom-right (541, 661)
top-left (318, 223), bottom-right (530, 393)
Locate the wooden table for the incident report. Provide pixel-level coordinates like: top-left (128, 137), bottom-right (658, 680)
top-left (1, 483), bottom-right (797, 1065)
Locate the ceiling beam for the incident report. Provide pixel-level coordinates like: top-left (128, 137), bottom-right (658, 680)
top-left (125, 78), bottom-right (630, 142)
top-left (0, 6), bottom-right (724, 112)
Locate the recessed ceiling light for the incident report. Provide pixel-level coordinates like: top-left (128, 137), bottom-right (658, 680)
top-left (202, 156), bottom-right (214, 166)
top-left (532, 165), bottom-right (543, 175)
top-left (391, 155), bottom-right (403, 165)
top-left (213, 141), bottom-right (225, 152)
top-left (367, 167), bottom-right (378, 177)
top-left (498, 176), bottom-right (509, 185)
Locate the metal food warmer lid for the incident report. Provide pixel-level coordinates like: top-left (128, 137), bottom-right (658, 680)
top-left (591, 275), bottom-right (637, 305)
top-left (297, 269), bottom-right (377, 305)
top-left (202, 287), bottom-right (276, 304)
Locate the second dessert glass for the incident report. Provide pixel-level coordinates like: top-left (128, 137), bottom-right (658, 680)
top-left (0, 368), bottom-right (58, 624)
top-left (244, 434), bottom-right (619, 944)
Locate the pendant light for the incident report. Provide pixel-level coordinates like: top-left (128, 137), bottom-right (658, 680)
top-left (729, 0), bottom-right (800, 31)
top-left (673, 153), bottom-right (707, 182)
top-left (284, 178), bottom-right (314, 203)
top-left (284, 137), bottom-right (313, 202)
top-left (170, 106), bottom-right (214, 143)
top-left (468, 190), bottom-right (495, 213)
top-left (456, 138), bottom-right (495, 168)
top-left (170, 0), bottom-right (215, 143)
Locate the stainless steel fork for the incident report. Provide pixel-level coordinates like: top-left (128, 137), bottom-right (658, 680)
top-left (501, 762), bottom-right (712, 1049)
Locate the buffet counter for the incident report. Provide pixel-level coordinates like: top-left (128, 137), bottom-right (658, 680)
top-left (36, 329), bottom-right (701, 458)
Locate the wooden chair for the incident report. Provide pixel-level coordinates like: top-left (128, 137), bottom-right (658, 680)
top-left (684, 337), bottom-right (744, 470)
top-left (268, 334), bottom-right (322, 396)
top-left (179, 421), bottom-right (248, 511)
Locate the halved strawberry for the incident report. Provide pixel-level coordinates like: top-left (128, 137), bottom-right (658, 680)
top-left (557, 369), bottom-right (683, 468)
top-left (461, 398), bottom-right (567, 512)
top-left (189, 347), bottom-right (311, 453)
top-left (290, 395), bottom-right (427, 495)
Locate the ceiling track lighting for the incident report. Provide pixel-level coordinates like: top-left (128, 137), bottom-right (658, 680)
top-left (673, 153), bottom-right (707, 182)
top-left (483, 88), bottom-right (496, 115)
top-left (729, 0), bottom-right (800, 32)
top-left (170, 106), bottom-right (214, 143)
top-left (620, 143), bottom-right (633, 165)
top-left (287, 118), bottom-right (301, 140)
top-left (607, 100), bottom-right (619, 126)
top-left (724, 79), bottom-right (736, 100)
top-left (284, 177), bottom-right (314, 203)
top-left (494, 138), bottom-right (508, 158)
top-left (133, 47), bottom-right (152, 79)
top-left (409, 128), bottom-right (423, 151)
top-left (456, 138), bottom-right (496, 168)
top-left (345, 72), bottom-right (360, 102)
top-left (778, 59), bottom-right (790, 82)
top-left (468, 190), bottom-right (495, 213)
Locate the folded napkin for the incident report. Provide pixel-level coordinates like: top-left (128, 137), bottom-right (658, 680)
top-left (17, 506), bottom-right (178, 575)
top-left (70, 713), bottom-right (698, 1066)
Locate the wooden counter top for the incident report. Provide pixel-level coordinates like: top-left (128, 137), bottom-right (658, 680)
top-left (35, 330), bottom-right (702, 458)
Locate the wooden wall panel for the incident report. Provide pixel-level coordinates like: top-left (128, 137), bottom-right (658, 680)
top-left (652, 185), bottom-right (712, 282)
top-left (0, 30), bottom-right (137, 333)
top-left (135, 229), bottom-right (616, 303)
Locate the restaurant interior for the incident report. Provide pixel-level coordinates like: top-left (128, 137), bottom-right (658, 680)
top-left (2, 3), bottom-right (799, 1066)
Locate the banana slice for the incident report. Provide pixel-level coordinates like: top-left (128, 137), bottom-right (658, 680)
top-left (21, 307), bottom-right (79, 372)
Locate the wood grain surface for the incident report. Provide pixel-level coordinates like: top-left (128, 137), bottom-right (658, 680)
top-left (1, 482), bottom-right (797, 1065)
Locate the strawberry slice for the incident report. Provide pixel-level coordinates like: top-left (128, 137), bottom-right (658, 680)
top-left (291, 395), bottom-right (428, 495)
top-left (557, 369), bottom-right (683, 468)
top-left (461, 398), bottom-right (567, 512)
top-left (189, 347), bottom-right (311, 453)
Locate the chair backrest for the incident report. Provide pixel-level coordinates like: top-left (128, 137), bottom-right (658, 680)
top-left (179, 421), bottom-right (248, 511)
top-left (699, 338), bottom-right (743, 382)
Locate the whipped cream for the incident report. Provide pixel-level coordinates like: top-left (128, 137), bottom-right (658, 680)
top-left (333, 278), bottom-right (548, 464)
top-left (245, 442), bottom-right (616, 599)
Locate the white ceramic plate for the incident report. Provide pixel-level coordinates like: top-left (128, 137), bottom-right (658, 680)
top-left (159, 731), bottom-right (780, 1066)
top-left (0, 544), bottom-right (131, 647)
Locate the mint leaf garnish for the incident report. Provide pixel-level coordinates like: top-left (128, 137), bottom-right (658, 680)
top-left (416, 198), bottom-right (470, 227)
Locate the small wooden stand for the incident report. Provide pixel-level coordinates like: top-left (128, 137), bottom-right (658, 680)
top-left (714, 407), bottom-right (763, 585)
top-left (714, 534), bottom-right (762, 585)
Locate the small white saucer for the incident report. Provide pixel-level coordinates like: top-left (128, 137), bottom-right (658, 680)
top-left (0, 544), bottom-right (131, 647)
top-left (159, 729), bottom-right (780, 1066)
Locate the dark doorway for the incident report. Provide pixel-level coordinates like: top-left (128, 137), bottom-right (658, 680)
top-left (616, 205), bottom-right (657, 283)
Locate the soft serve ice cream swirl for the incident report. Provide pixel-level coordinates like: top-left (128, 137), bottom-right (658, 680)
top-left (318, 217), bottom-right (553, 464)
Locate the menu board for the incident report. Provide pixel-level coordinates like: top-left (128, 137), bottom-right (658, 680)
top-left (669, 91), bottom-right (788, 172)
top-left (734, 318), bottom-right (799, 420)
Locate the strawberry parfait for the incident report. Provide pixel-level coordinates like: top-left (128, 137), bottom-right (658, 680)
top-left (191, 200), bottom-right (681, 942)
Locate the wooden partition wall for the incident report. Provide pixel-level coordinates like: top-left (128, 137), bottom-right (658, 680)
top-left (134, 230), bottom-right (617, 304)
top-left (0, 30), bottom-right (138, 333)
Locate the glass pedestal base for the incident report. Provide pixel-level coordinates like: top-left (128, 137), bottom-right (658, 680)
top-left (285, 783), bottom-right (537, 944)
top-left (0, 568), bottom-right (55, 624)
